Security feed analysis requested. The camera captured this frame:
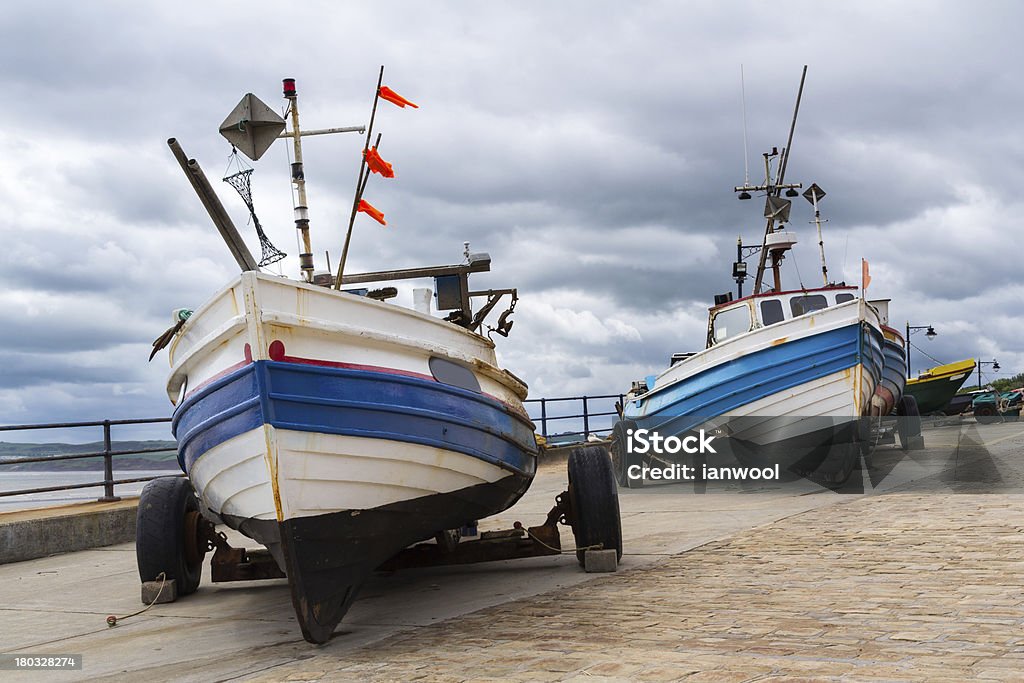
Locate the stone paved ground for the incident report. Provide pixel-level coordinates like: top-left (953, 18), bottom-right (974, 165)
top-left (248, 493), bottom-right (1024, 682)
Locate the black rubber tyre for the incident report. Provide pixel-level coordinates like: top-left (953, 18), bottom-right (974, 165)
top-left (136, 476), bottom-right (203, 596)
top-left (567, 444), bottom-right (623, 566)
top-left (610, 420), bottom-right (643, 488)
top-left (896, 395), bottom-right (922, 449)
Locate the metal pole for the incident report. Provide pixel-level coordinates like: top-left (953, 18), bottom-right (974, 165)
top-left (540, 398), bottom-right (547, 437)
top-left (752, 66), bottom-right (807, 295)
top-left (811, 189), bottom-right (828, 286)
top-left (777, 65), bottom-right (807, 189)
top-left (906, 321), bottom-right (912, 379)
top-left (283, 78), bottom-right (315, 281)
top-left (978, 359), bottom-right (982, 389)
top-left (335, 66), bottom-right (385, 289)
top-left (582, 396), bottom-right (590, 439)
top-left (98, 420), bottom-right (120, 502)
top-left (278, 125), bottom-right (365, 138)
top-left (736, 237), bottom-right (743, 299)
top-left (167, 138), bottom-right (258, 272)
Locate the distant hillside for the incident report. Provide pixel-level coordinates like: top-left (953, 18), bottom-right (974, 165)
top-left (0, 440), bottom-right (179, 471)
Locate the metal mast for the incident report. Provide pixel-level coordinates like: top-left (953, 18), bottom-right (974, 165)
top-left (282, 78), bottom-right (316, 281)
top-left (733, 65), bottom-right (808, 295)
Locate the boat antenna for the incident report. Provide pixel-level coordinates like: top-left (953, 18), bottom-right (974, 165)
top-left (749, 65), bottom-right (807, 295)
top-left (740, 64), bottom-right (750, 186)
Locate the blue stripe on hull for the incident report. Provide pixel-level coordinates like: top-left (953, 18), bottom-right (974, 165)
top-left (625, 323), bottom-right (864, 433)
top-left (862, 325), bottom-right (884, 388)
top-left (172, 361), bottom-right (538, 478)
top-left (172, 366), bottom-right (264, 472)
top-left (881, 338), bottom-right (907, 401)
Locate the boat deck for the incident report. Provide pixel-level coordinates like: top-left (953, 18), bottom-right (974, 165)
top-left (3, 419), bottom-right (1024, 681)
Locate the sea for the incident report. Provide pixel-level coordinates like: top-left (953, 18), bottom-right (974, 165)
top-left (0, 469), bottom-right (180, 512)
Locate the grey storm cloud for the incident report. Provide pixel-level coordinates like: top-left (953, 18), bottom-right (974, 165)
top-left (1, 0), bottom-right (1023, 430)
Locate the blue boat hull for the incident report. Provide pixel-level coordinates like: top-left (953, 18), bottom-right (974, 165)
top-left (620, 319), bottom-right (883, 485)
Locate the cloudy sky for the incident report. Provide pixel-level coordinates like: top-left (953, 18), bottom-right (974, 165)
top-left (1, 1), bottom-right (1021, 440)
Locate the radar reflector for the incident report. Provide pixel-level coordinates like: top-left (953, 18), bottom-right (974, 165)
top-left (803, 183), bottom-right (827, 204)
top-left (763, 196), bottom-right (792, 223)
top-left (219, 93), bottom-right (286, 161)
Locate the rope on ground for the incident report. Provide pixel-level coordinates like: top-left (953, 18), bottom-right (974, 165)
top-left (106, 572), bottom-right (166, 628)
top-left (526, 529), bottom-right (603, 555)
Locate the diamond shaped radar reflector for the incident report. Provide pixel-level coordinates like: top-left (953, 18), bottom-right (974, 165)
top-left (219, 93), bottom-right (286, 161)
top-left (803, 183), bottom-right (827, 204)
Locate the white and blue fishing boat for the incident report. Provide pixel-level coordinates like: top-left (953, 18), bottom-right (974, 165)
top-left (167, 268), bottom-right (537, 643)
top-left (611, 69), bottom-right (913, 487)
top-left (136, 76), bottom-right (550, 644)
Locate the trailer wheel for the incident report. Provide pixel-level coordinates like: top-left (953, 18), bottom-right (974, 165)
top-left (974, 404), bottom-right (997, 424)
top-left (567, 445), bottom-right (623, 566)
top-left (610, 420), bottom-right (642, 488)
top-left (136, 476), bottom-right (204, 596)
top-left (897, 395), bottom-right (923, 449)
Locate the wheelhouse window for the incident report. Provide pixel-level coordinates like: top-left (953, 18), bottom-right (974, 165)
top-left (790, 294), bottom-right (828, 317)
top-left (835, 293), bottom-right (855, 304)
top-left (760, 299), bottom-right (785, 326)
top-left (712, 305), bottom-right (751, 342)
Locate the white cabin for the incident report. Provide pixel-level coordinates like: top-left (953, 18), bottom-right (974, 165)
top-left (706, 286), bottom-right (859, 347)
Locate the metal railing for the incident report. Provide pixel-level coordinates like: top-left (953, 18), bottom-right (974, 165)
top-left (0, 417), bottom-right (176, 502)
top-left (524, 394), bottom-right (624, 443)
top-left (0, 394), bottom-right (626, 505)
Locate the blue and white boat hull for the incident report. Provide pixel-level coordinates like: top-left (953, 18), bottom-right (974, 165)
top-left (623, 299), bottom-right (883, 482)
top-left (166, 273), bottom-right (537, 643)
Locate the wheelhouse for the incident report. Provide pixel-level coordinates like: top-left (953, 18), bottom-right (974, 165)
top-left (706, 286), bottom-right (859, 347)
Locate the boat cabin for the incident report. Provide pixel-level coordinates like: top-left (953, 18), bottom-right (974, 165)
top-left (706, 286), bottom-right (859, 347)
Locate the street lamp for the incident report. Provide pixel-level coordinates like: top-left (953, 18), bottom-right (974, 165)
top-left (977, 359), bottom-right (1000, 389)
top-left (905, 323), bottom-right (937, 379)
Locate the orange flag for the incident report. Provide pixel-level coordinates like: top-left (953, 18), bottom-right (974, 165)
top-left (378, 85), bottom-right (418, 109)
top-left (357, 199), bottom-right (386, 225)
top-left (364, 146), bottom-right (394, 178)
top-left (861, 258), bottom-right (871, 291)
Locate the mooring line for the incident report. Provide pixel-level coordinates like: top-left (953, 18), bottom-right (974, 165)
top-left (106, 572), bottom-right (166, 627)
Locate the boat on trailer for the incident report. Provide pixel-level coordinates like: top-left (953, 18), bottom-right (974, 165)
top-left (612, 68), bottom-right (918, 488)
top-left (136, 75), bottom-right (622, 644)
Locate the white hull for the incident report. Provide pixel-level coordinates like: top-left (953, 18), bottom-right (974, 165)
top-left (168, 272), bottom-right (535, 529)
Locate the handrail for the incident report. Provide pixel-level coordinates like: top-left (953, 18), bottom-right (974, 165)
top-left (0, 417), bottom-right (175, 502)
top-left (523, 394), bottom-right (624, 441)
top-left (1, 394), bottom-right (629, 505)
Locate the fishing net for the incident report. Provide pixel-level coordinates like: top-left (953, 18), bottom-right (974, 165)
top-left (223, 163), bottom-right (286, 267)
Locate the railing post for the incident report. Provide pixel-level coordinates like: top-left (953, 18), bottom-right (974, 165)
top-left (540, 398), bottom-right (548, 437)
top-left (582, 396), bottom-right (590, 439)
top-left (98, 420), bottom-right (121, 502)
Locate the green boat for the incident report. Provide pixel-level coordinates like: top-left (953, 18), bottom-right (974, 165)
top-left (904, 359), bottom-right (976, 415)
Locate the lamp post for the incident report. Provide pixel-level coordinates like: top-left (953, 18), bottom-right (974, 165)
top-left (905, 323), bottom-right (937, 379)
top-left (977, 359), bottom-right (1000, 389)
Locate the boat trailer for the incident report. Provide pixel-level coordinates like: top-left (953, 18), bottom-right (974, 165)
top-left (150, 445), bottom-right (622, 595)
